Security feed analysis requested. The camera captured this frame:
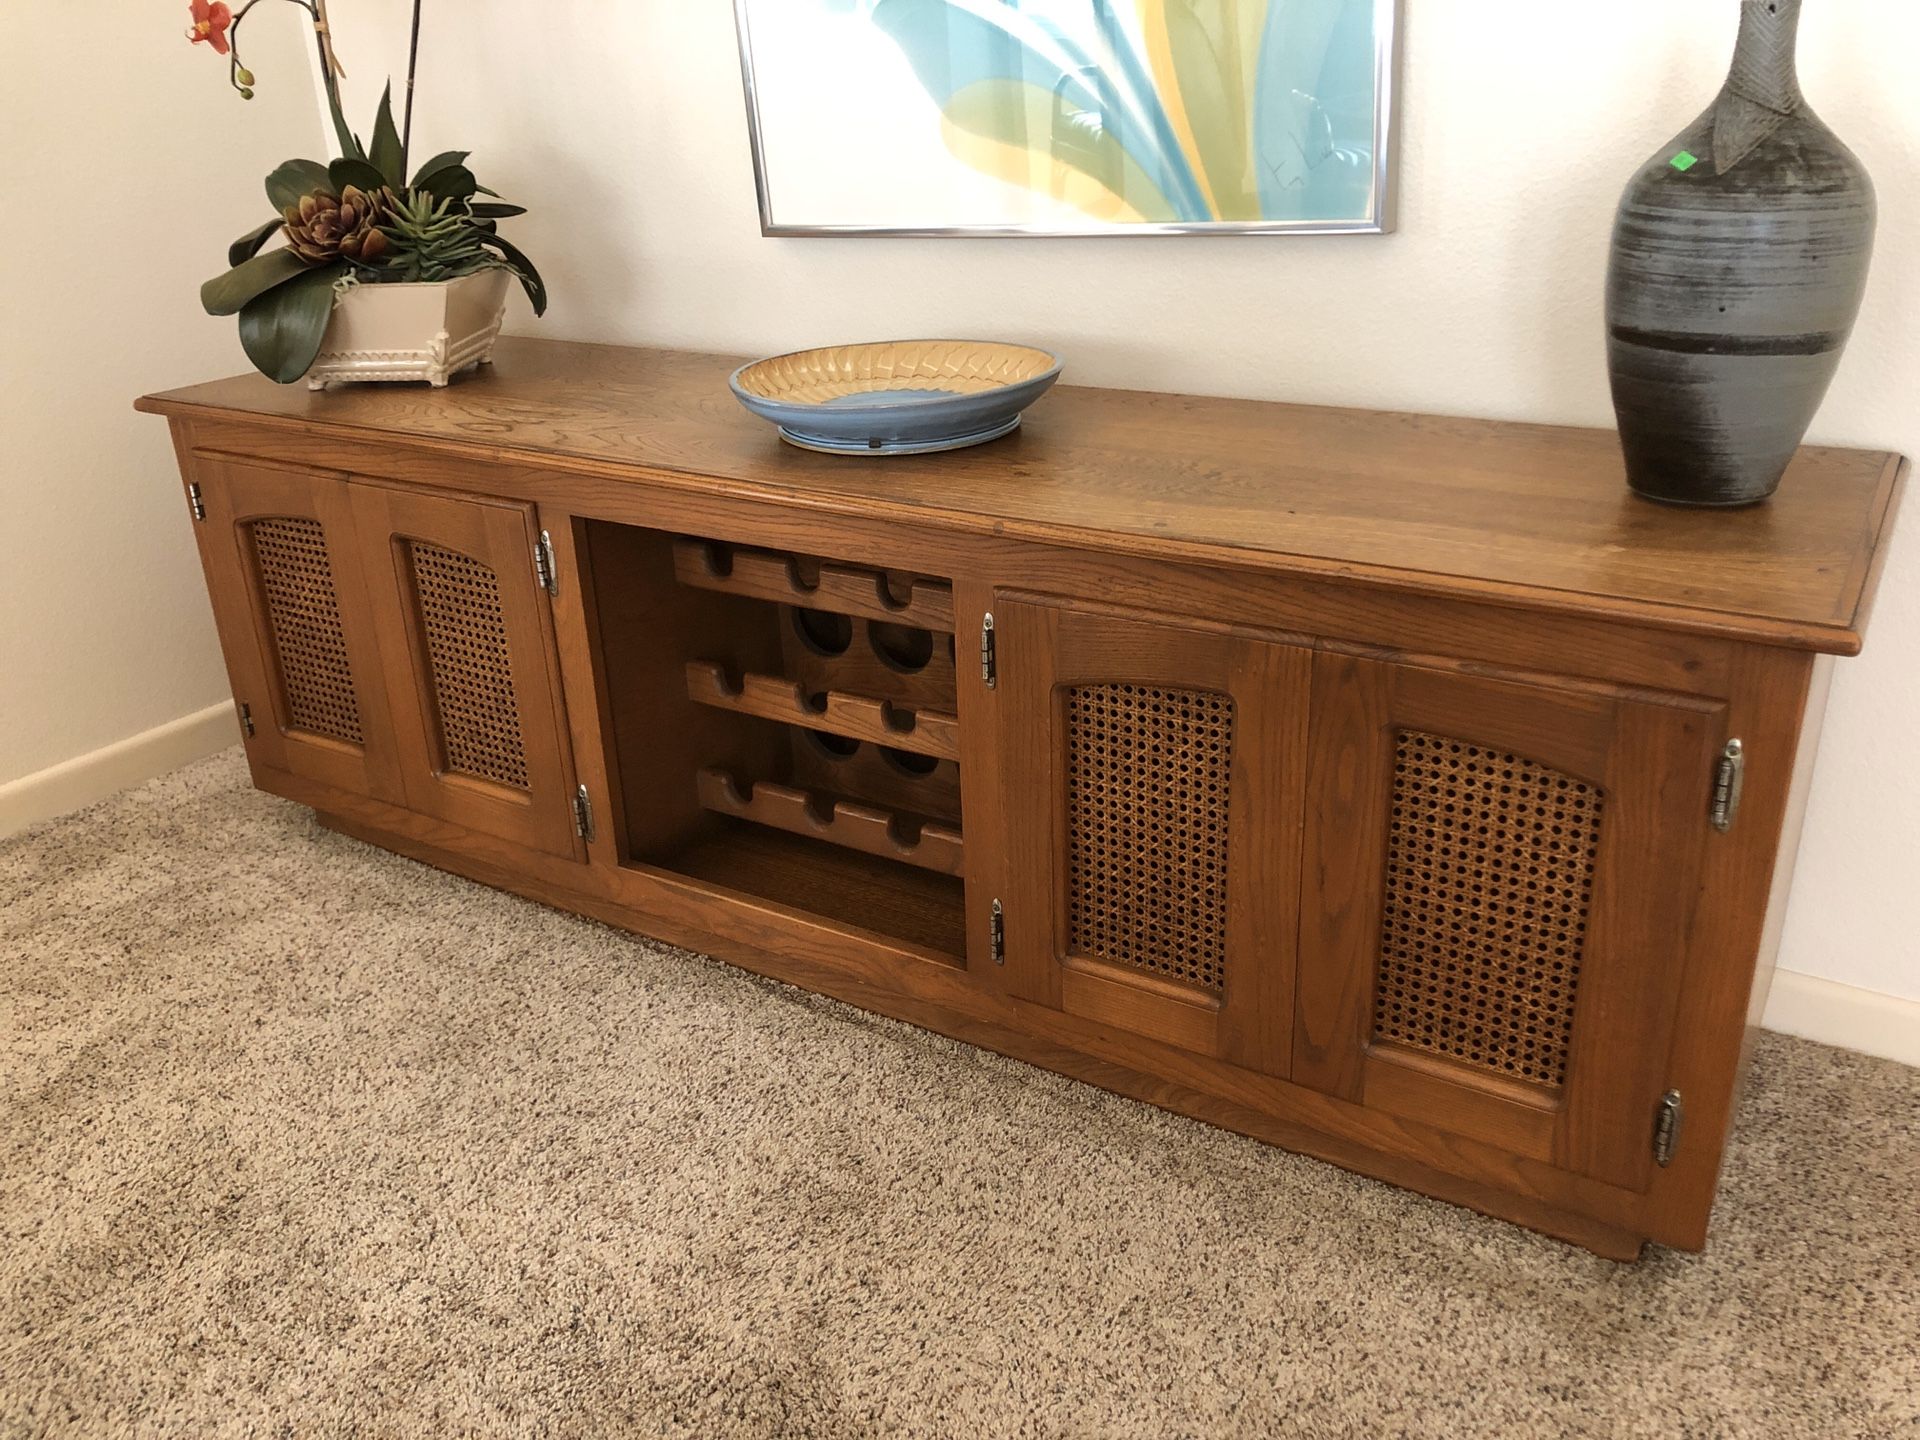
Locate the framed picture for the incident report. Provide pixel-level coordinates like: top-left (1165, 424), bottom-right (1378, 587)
top-left (733, 0), bottom-right (1400, 237)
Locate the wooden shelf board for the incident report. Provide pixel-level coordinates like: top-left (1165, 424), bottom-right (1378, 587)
top-left (695, 767), bottom-right (964, 878)
top-left (685, 660), bottom-right (961, 761)
top-left (653, 822), bottom-right (967, 962)
top-left (672, 537), bottom-right (955, 631)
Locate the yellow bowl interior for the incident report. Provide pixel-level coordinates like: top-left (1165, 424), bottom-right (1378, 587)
top-left (735, 340), bottom-right (1057, 406)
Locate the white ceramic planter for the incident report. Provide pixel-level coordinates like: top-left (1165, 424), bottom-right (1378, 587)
top-left (305, 268), bottom-right (510, 390)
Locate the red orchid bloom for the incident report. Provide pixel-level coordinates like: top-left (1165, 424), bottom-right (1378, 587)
top-left (186, 0), bottom-right (233, 55)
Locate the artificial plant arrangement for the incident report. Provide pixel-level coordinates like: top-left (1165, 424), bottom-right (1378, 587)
top-left (188, 0), bottom-right (546, 384)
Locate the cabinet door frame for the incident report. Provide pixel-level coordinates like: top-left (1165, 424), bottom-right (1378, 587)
top-left (188, 453), bottom-right (406, 804)
top-left (349, 478), bottom-right (584, 861)
top-left (1294, 652), bottom-right (1723, 1191)
top-left (987, 594), bottom-right (1310, 1077)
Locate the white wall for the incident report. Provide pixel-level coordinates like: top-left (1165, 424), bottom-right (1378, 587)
top-left (0, 2), bottom-right (324, 806)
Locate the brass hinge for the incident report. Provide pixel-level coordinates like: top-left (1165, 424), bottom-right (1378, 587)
top-left (1653, 1089), bottom-right (1684, 1166)
top-left (237, 700), bottom-right (255, 738)
top-left (1710, 739), bottom-right (1745, 833)
top-left (572, 784), bottom-right (595, 842)
top-left (534, 530), bottom-right (559, 597)
top-left (989, 898), bottom-right (1005, 964)
top-left (187, 482), bottom-right (207, 522)
top-left (980, 612), bottom-right (997, 688)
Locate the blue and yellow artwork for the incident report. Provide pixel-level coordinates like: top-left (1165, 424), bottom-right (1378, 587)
top-left (736, 0), bottom-right (1398, 234)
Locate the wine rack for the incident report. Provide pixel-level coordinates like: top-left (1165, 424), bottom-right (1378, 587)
top-left (589, 525), bottom-right (966, 959)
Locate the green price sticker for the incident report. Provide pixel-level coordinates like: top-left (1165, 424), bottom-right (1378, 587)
top-left (1670, 151), bottom-right (1700, 173)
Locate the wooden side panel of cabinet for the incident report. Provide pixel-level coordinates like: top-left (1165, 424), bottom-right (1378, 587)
top-left (348, 480), bottom-right (583, 861)
top-left (991, 598), bottom-right (1309, 1077)
top-left (187, 454), bottom-right (405, 805)
top-left (1294, 654), bottom-right (1723, 1191)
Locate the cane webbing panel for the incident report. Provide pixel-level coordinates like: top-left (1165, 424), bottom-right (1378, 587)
top-left (248, 517), bottom-right (362, 745)
top-left (1374, 730), bottom-right (1604, 1088)
top-left (1065, 684), bottom-right (1235, 994)
top-left (408, 542), bottom-right (528, 790)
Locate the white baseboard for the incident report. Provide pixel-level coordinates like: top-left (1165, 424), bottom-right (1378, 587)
top-left (1762, 969), bottom-right (1920, 1067)
top-left (0, 703), bottom-right (239, 838)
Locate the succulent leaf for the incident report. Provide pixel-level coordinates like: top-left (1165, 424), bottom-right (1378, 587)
top-left (378, 189), bottom-right (496, 282)
top-left (369, 84), bottom-right (406, 189)
top-left (264, 158), bottom-right (333, 212)
top-left (282, 186), bottom-right (394, 265)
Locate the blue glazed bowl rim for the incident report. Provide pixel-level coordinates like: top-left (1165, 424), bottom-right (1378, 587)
top-left (727, 340), bottom-right (1064, 414)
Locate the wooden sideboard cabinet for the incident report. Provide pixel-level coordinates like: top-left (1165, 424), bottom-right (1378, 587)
top-left (139, 340), bottom-right (1905, 1259)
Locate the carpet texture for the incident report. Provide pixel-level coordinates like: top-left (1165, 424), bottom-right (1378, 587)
top-left (2, 751), bottom-right (1916, 1439)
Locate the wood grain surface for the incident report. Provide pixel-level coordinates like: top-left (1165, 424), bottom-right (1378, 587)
top-left (139, 339), bottom-right (1906, 654)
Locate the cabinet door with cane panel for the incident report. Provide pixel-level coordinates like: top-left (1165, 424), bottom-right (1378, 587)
top-left (187, 455), bottom-right (405, 806)
top-left (347, 481), bottom-right (583, 861)
top-left (1293, 654), bottom-right (1723, 1191)
top-left (988, 598), bottom-right (1310, 1076)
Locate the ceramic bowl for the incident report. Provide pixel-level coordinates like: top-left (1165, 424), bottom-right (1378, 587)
top-left (729, 340), bottom-right (1063, 456)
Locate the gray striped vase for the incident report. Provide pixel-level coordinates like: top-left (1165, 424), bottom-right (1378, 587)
top-left (1606, 0), bottom-right (1876, 506)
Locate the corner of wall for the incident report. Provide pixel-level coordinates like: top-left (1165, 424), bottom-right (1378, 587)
top-left (0, 704), bottom-right (239, 839)
top-left (1762, 971), bottom-right (1920, 1068)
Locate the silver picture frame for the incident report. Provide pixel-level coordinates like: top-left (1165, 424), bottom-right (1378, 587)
top-left (733, 0), bottom-right (1401, 238)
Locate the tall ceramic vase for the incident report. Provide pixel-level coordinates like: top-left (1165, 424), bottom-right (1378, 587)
top-left (1606, 0), bottom-right (1875, 506)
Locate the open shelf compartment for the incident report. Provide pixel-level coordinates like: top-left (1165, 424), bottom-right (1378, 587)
top-left (586, 522), bottom-right (968, 964)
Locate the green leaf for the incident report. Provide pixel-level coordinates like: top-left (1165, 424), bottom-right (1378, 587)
top-left (469, 201), bottom-right (527, 219)
top-left (264, 158), bottom-right (333, 212)
top-left (227, 217), bottom-right (286, 269)
top-left (409, 150), bottom-right (471, 189)
top-left (238, 263), bottom-right (344, 384)
top-left (415, 165), bottom-right (478, 204)
top-left (201, 247), bottom-right (311, 316)
top-left (328, 156), bottom-right (389, 196)
top-left (324, 83), bottom-right (363, 162)
top-left (474, 184), bottom-right (501, 198)
top-left (369, 83), bottom-right (405, 188)
top-left (480, 233), bottom-right (547, 317)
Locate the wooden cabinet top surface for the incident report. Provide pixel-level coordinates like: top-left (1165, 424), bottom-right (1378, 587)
top-left (139, 337), bottom-right (1905, 654)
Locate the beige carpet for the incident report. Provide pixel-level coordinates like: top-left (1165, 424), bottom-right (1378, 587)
top-left (2, 752), bottom-right (1916, 1440)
